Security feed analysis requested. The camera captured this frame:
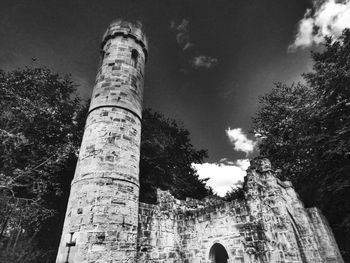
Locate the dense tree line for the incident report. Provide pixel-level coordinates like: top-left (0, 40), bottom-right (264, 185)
top-left (0, 67), bottom-right (211, 262)
top-left (253, 29), bottom-right (350, 260)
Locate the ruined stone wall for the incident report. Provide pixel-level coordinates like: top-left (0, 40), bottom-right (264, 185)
top-left (244, 159), bottom-right (322, 263)
top-left (307, 208), bottom-right (344, 262)
top-left (136, 159), bottom-right (344, 263)
top-left (56, 20), bottom-right (147, 263)
top-left (137, 192), bottom-right (260, 263)
top-left (137, 200), bottom-right (180, 262)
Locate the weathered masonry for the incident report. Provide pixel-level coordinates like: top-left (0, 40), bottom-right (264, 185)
top-left (56, 20), bottom-right (344, 263)
top-left (137, 158), bottom-right (344, 263)
top-left (56, 20), bottom-right (147, 263)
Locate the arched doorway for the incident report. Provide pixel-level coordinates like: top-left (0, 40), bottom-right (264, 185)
top-left (209, 243), bottom-right (229, 263)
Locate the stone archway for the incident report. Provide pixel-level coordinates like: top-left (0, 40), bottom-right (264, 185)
top-left (209, 243), bottom-right (229, 263)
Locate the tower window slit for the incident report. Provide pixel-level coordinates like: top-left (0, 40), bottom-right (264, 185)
top-left (131, 49), bottom-right (139, 68)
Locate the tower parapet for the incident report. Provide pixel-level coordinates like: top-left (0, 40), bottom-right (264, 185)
top-left (56, 20), bottom-right (147, 263)
top-left (89, 20), bottom-right (147, 119)
top-left (101, 20), bottom-right (148, 58)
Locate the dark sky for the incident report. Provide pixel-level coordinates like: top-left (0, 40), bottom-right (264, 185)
top-left (0, 0), bottom-right (314, 163)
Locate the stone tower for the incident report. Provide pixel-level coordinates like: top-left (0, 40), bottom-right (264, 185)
top-left (56, 20), bottom-right (147, 263)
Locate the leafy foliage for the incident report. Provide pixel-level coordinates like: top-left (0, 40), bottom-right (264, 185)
top-left (140, 108), bottom-right (212, 203)
top-left (253, 29), bottom-right (350, 260)
top-left (0, 67), bottom-right (88, 262)
top-left (223, 187), bottom-right (244, 201)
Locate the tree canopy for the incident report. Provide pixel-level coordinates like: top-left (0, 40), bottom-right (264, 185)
top-left (140, 108), bottom-right (212, 203)
top-left (253, 29), bottom-right (350, 260)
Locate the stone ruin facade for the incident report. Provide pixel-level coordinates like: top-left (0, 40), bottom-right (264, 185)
top-left (137, 158), bottom-right (344, 263)
top-left (56, 20), bottom-right (344, 263)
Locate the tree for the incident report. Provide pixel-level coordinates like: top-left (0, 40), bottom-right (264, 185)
top-left (253, 29), bottom-right (350, 260)
top-left (0, 67), bottom-right (88, 263)
top-left (224, 187), bottom-right (244, 202)
top-left (140, 109), bottom-right (212, 203)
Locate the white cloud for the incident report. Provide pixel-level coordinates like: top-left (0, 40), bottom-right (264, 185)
top-left (170, 18), bottom-right (218, 70)
top-left (177, 18), bottom-right (189, 32)
top-left (191, 55), bottom-right (218, 69)
top-left (170, 18), bottom-right (194, 51)
top-left (192, 159), bottom-right (250, 197)
top-left (290, 0), bottom-right (350, 50)
top-left (225, 128), bottom-right (256, 156)
top-left (183, 42), bottom-right (194, 51)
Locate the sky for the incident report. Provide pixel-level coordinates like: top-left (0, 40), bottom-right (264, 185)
top-left (1, 0), bottom-right (350, 196)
